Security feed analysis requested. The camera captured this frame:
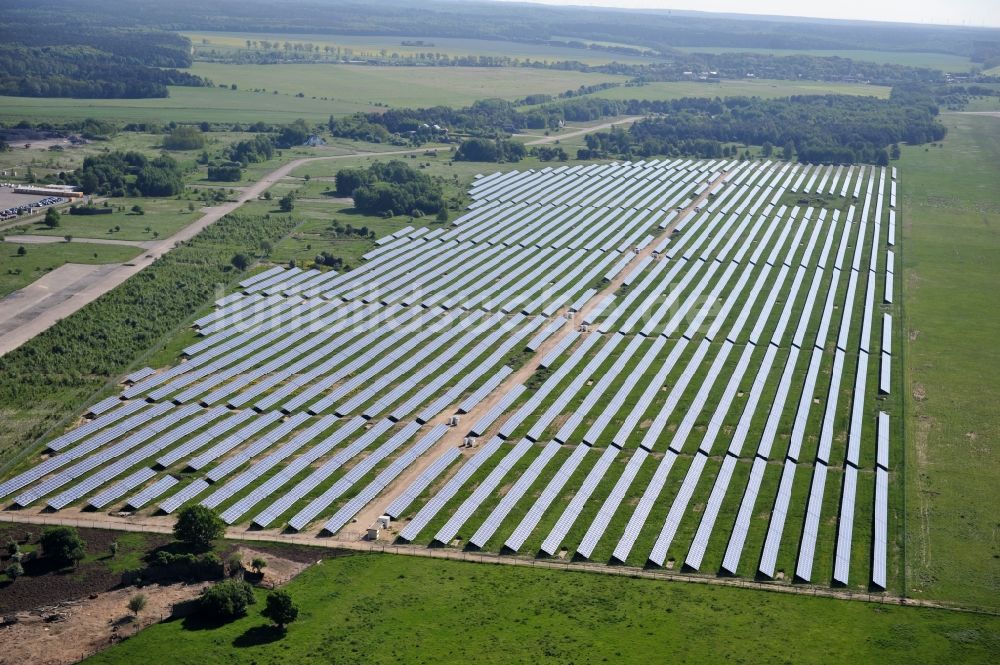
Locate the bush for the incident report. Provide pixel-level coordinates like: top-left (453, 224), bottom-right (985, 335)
top-left (231, 253), bottom-right (251, 271)
top-left (39, 526), bottom-right (85, 567)
top-left (173, 505), bottom-right (224, 551)
top-left (199, 579), bottom-right (256, 620)
top-left (128, 593), bottom-right (147, 617)
top-left (162, 126), bottom-right (205, 151)
top-left (207, 163), bottom-right (243, 181)
top-left (5, 562), bottom-right (24, 582)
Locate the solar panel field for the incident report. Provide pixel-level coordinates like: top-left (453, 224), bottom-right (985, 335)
top-left (0, 157), bottom-right (900, 593)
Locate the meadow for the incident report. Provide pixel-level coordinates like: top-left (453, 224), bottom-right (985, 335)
top-left (0, 65), bottom-right (626, 126)
top-left (589, 78), bottom-right (892, 102)
top-left (0, 88), bottom-right (368, 125)
top-left (673, 46), bottom-right (976, 73)
top-left (899, 113), bottom-right (1000, 610)
top-left (188, 62), bottom-right (629, 108)
top-left (84, 553), bottom-right (1000, 665)
top-left (186, 31), bottom-right (660, 65)
top-left (0, 241), bottom-right (141, 298)
top-left (12, 198), bottom-right (203, 242)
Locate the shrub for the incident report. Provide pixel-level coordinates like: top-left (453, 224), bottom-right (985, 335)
top-left (128, 593), bottom-right (147, 617)
top-left (163, 126), bottom-right (206, 151)
top-left (39, 526), bottom-right (85, 567)
top-left (199, 579), bottom-right (256, 620)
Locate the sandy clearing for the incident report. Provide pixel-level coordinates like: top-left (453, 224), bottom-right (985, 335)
top-left (0, 546), bottom-right (311, 665)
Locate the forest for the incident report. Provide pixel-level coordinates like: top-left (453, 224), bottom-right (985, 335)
top-left (336, 161), bottom-right (446, 217)
top-left (0, 22), bottom-right (205, 99)
top-left (76, 152), bottom-right (185, 197)
top-left (9, 0), bottom-right (999, 58)
top-left (579, 90), bottom-right (946, 164)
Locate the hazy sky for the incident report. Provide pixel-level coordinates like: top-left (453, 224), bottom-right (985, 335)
top-left (492, 0), bottom-right (1000, 27)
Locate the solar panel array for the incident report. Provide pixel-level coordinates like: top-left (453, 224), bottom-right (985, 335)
top-left (1, 159), bottom-right (897, 593)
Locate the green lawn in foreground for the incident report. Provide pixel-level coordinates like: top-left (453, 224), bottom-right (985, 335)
top-left (900, 113), bottom-right (1000, 610)
top-left (84, 553), bottom-right (1000, 665)
top-left (0, 241), bottom-right (141, 297)
top-left (588, 78), bottom-right (891, 102)
top-left (189, 62), bottom-right (628, 108)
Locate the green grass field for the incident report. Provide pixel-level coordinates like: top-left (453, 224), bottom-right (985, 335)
top-left (0, 241), bottom-right (141, 297)
top-left (0, 65), bottom-right (626, 125)
top-left (186, 31), bottom-right (659, 65)
top-left (0, 88), bottom-right (370, 125)
top-left (673, 46), bottom-right (976, 73)
top-left (900, 113), bottom-right (1000, 610)
top-left (589, 78), bottom-right (892, 102)
top-left (84, 553), bottom-right (1000, 665)
top-left (189, 62), bottom-right (628, 108)
top-left (11, 198), bottom-right (202, 242)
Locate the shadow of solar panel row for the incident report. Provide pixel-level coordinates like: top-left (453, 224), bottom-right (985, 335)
top-left (526, 332), bottom-right (627, 443)
top-left (5, 401), bottom-right (175, 503)
top-left (44, 403), bottom-right (209, 510)
top-left (411, 314), bottom-right (542, 424)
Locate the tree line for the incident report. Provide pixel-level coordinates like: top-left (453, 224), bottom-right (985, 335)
top-left (581, 91), bottom-right (945, 165)
top-left (0, 45), bottom-right (206, 99)
top-left (15, 0), bottom-right (995, 59)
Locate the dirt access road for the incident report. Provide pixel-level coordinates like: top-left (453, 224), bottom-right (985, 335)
top-left (348, 164), bottom-right (727, 534)
top-left (525, 116), bottom-right (645, 145)
top-left (0, 148), bottom-right (426, 357)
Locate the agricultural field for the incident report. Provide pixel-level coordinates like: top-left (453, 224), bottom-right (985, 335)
top-left (0, 65), bottom-right (625, 126)
top-left (0, 88), bottom-right (371, 126)
top-left (0, 157), bottom-right (902, 597)
top-left (189, 62), bottom-right (629, 108)
top-left (85, 553), bottom-right (1000, 665)
top-left (673, 46), bottom-right (977, 73)
top-left (900, 113), bottom-right (1000, 610)
top-left (0, 241), bottom-right (142, 298)
top-left (186, 31), bottom-right (662, 65)
top-left (589, 79), bottom-right (892, 102)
